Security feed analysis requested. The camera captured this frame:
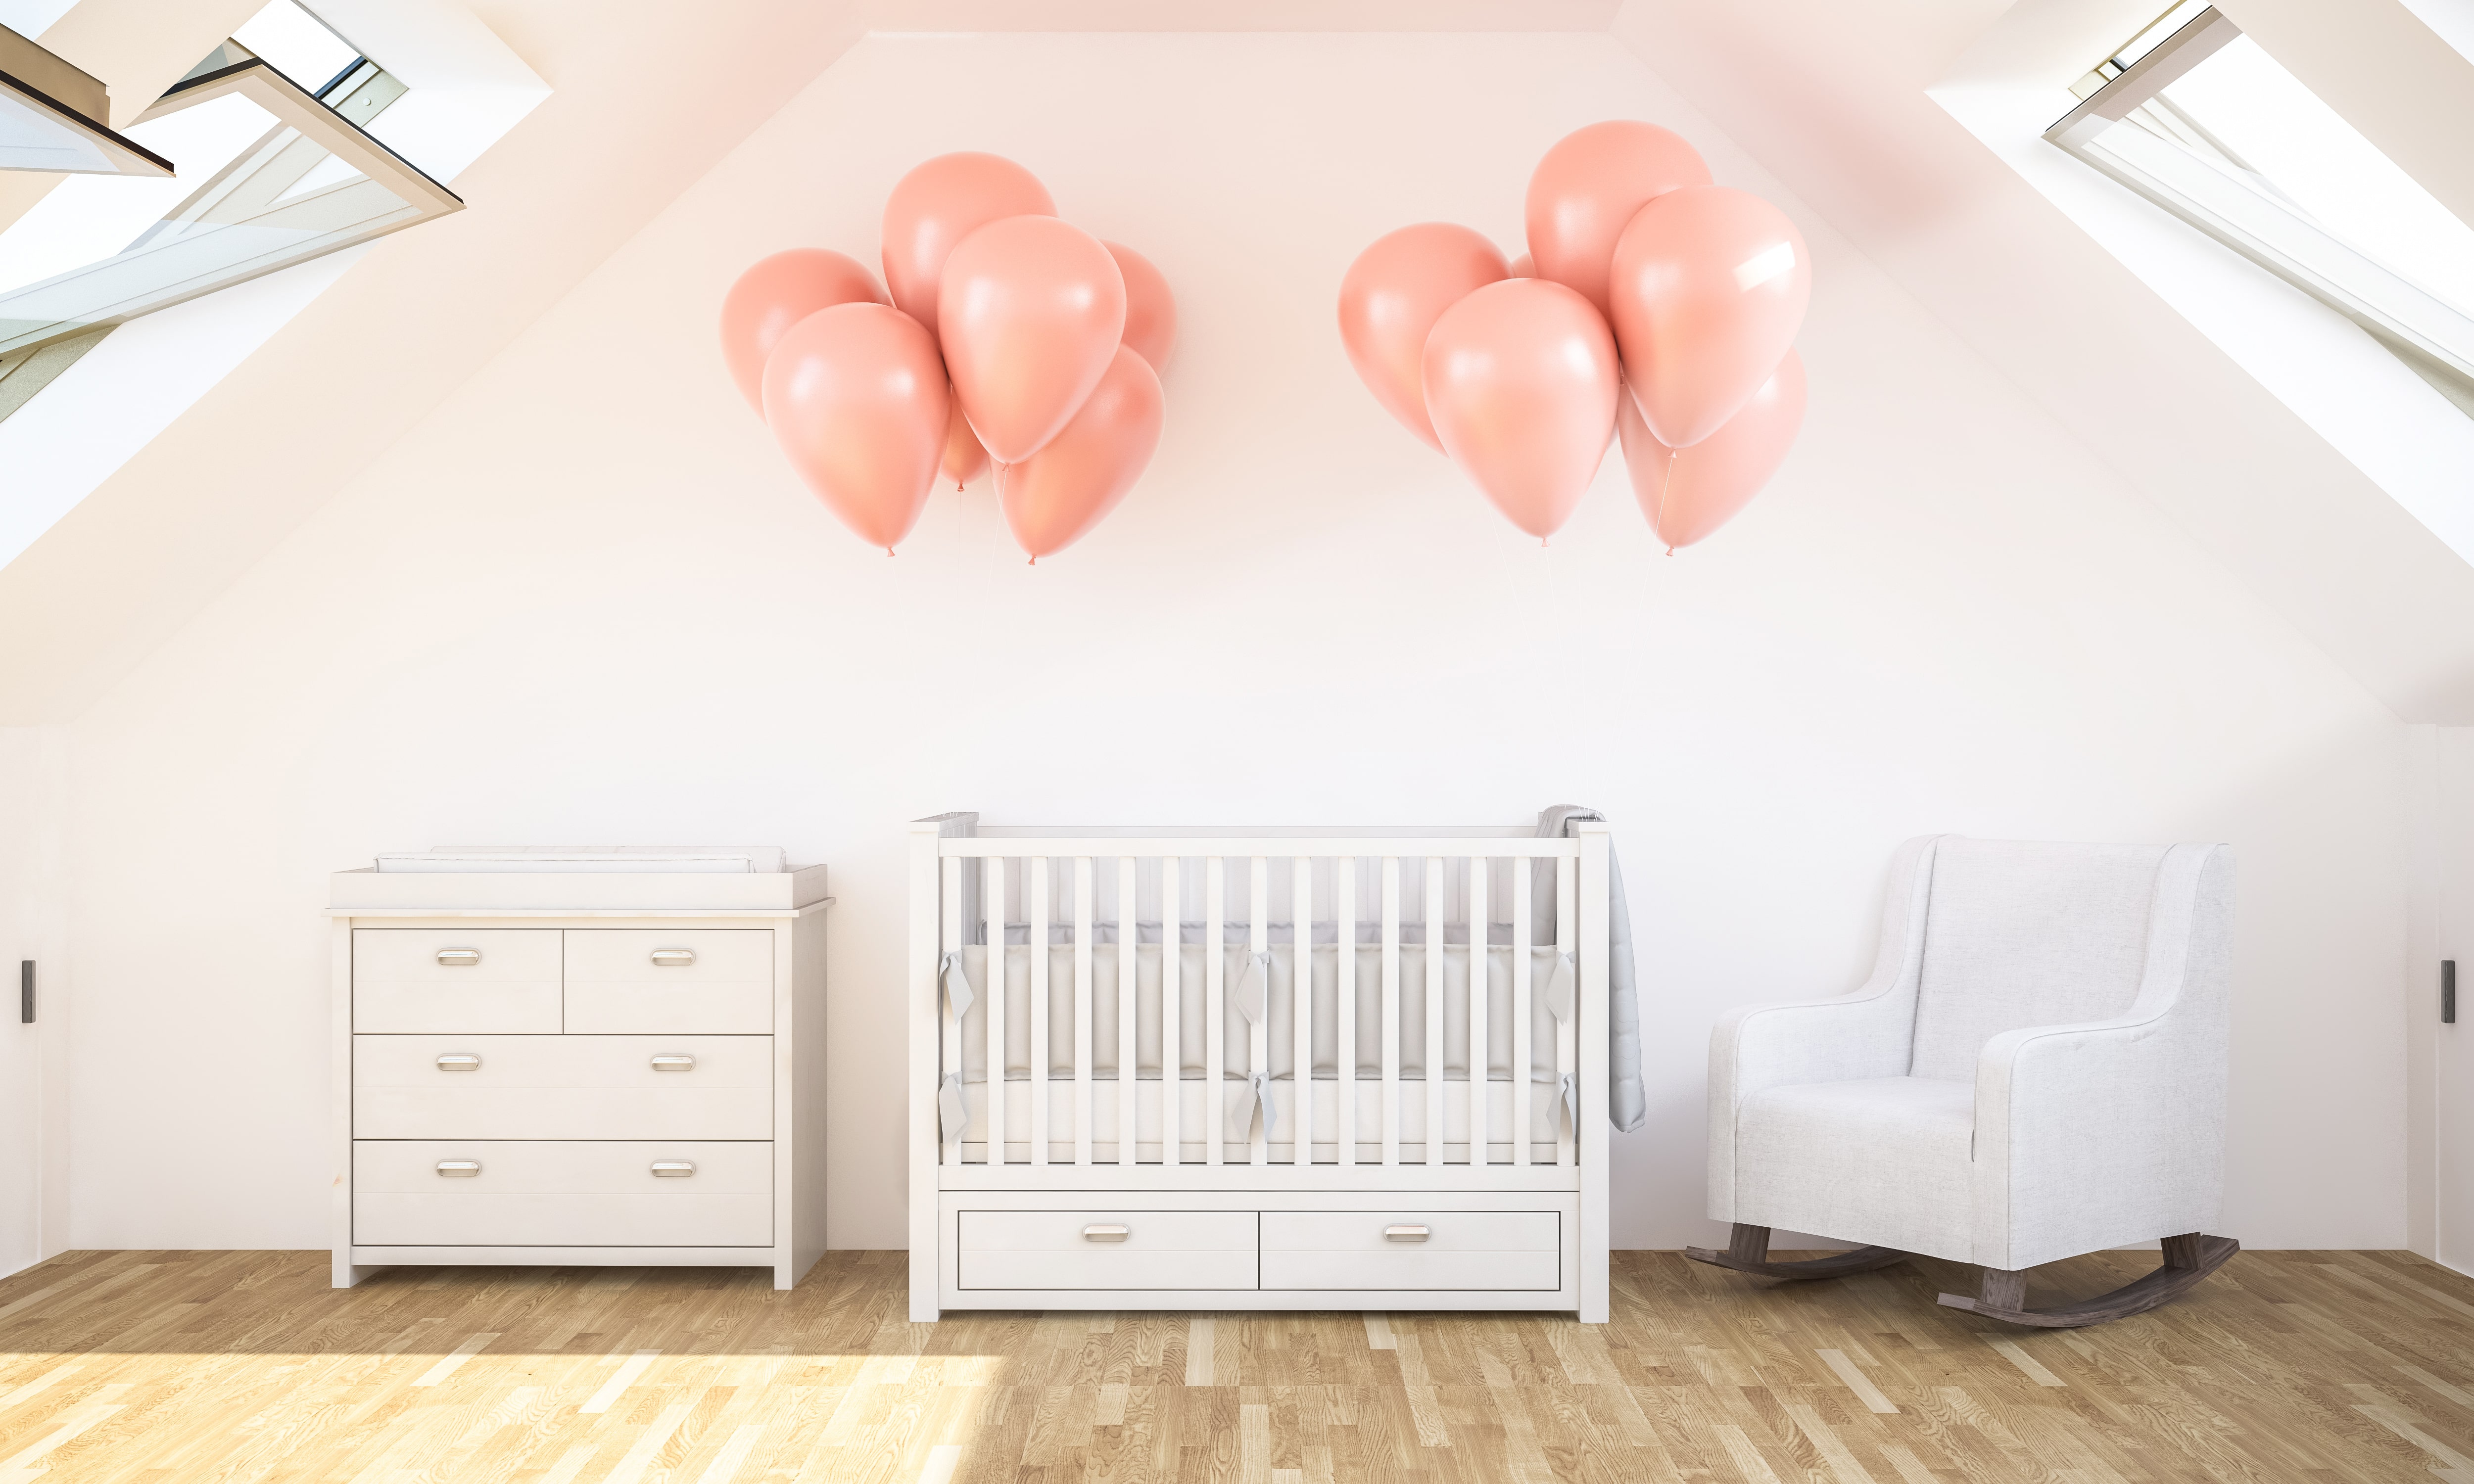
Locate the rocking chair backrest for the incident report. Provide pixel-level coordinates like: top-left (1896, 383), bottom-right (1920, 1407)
top-left (1906, 838), bottom-right (2170, 1082)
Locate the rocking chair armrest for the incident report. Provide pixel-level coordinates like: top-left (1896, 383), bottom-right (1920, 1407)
top-left (1713, 990), bottom-right (1920, 1103)
top-left (1970, 1011), bottom-right (2227, 1269)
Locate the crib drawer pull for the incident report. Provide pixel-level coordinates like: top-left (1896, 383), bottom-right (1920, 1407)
top-left (435, 1160), bottom-right (482, 1177)
top-left (650, 1054), bottom-right (696, 1072)
top-left (1383, 1225), bottom-right (1430, 1243)
top-left (1082, 1224), bottom-right (1130, 1242)
top-left (434, 1053), bottom-right (482, 1072)
top-left (435, 947), bottom-right (481, 967)
top-left (651, 1160), bottom-right (696, 1178)
top-left (650, 947), bottom-right (696, 968)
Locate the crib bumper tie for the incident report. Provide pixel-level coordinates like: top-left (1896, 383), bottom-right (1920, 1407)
top-left (940, 951), bottom-right (975, 1020)
top-left (938, 1073), bottom-right (966, 1144)
top-left (1545, 950), bottom-right (1576, 1021)
top-left (1227, 1071), bottom-right (1282, 1142)
top-left (1560, 1071), bottom-right (1578, 1132)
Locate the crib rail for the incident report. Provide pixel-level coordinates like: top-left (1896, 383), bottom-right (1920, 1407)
top-left (918, 827), bottom-right (1592, 1171)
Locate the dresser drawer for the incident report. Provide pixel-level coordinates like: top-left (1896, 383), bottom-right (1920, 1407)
top-left (957, 1209), bottom-right (1257, 1291)
top-left (564, 929), bottom-right (772, 1034)
top-left (353, 929), bottom-right (562, 1034)
top-left (353, 1035), bottom-right (771, 1139)
top-left (353, 1140), bottom-right (770, 1247)
top-left (1259, 1210), bottom-right (1560, 1291)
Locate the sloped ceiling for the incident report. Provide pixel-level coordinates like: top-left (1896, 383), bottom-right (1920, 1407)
top-left (2, 0), bottom-right (2468, 722)
top-left (1608, 0), bottom-right (2474, 723)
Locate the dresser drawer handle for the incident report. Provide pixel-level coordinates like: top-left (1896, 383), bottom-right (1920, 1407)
top-left (435, 947), bottom-right (481, 967)
top-left (1082, 1224), bottom-right (1130, 1242)
top-left (435, 1054), bottom-right (482, 1072)
top-left (651, 1160), bottom-right (696, 1178)
top-left (650, 948), bottom-right (696, 968)
top-left (435, 1160), bottom-right (482, 1177)
top-left (1383, 1225), bottom-right (1430, 1243)
top-left (650, 1054), bottom-right (695, 1072)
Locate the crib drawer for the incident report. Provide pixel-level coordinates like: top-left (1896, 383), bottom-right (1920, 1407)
top-left (353, 1140), bottom-right (770, 1247)
top-left (353, 929), bottom-right (563, 1033)
top-left (353, 1035), bottom-right (771, 1139)
top-left (956, 1209), bottom-right (1258, 1291)
top-left (1259, 1210), bottom-right (1560, 1291)
top-left (564, 929), bottom-right (773, 1034)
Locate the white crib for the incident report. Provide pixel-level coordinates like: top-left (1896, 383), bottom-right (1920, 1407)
top-left (908, 815), bottom-right (1613, 1323)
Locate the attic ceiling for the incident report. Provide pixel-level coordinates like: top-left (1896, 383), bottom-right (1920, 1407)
top-left (0, 0), bottom-right (2468, 724)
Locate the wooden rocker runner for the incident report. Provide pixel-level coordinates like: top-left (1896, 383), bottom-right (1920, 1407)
top-left (1685, 1224), bottom-right (2240, 1329)
top-left (1692, 836), bottom-right (2242, 1330)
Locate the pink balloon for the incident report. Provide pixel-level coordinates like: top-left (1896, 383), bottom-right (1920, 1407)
top-left (1422, 278), bottom-right (1619, 541)
top-left (881, 153), bottom-right (1055, 337)
top-left (940, 395), bottom-right (989, 489)
top-left (1610, 185), bottom-right (1811, 448)
top-left (1106, 241), bottom-right (1177, 372)
top-left (939, 215), bottom-right (1127, 464)
top-left (997, 345), bottom-right (1164, 561)
top-left (1337, 223), bottom-right (1509, 452)
top-left (761, 303), bottom-right (949, 552)
top-left (1618, 349), bottom-right (1805, 549)
top-left (718, 249), bottom-right (885, 415)
top-left (1508, 252), bottom-right (1534, 278)
top-left (1524, 121), bottom-right (1710, 319)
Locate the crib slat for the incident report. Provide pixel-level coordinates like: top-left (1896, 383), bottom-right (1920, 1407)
top-left (1557, 853), bottom-right (1577, 1167)
top-left (985, 855), bottom-right (1006, 1164)
top-left (1074, 857), bottom-right (1094, 1167)
top-left (1426, 857), bottom-right (1444, 1169)
top-left (1161, 855), bottom-right (1182, 1166)
top-left (1250, 856), bottom-right (1268, 1167)
top-left (1514, 856), bottom-right (1532, 1169)
top-left (1118, 856), bottom-right (1137, 1166)
top-left (1337, 856), bottom-right (1356, 1168)
top-left (1468, 856), bottom-right (1488, 1166)
top-left (1206, 856), bottom-right (1225, 1167)
top-left (1293, 856), bottom-right (1313, 1165)
top-left (1381, 857), bottom-right (1400, 1168)
top-left (1030, 859), bottom-right (1050, 1166)
top-left (941, 855), bottom-right (962, 1168)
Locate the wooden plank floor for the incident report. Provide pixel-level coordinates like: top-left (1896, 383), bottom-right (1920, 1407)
top-left (3, 1248), bottom-right (2472, 1482)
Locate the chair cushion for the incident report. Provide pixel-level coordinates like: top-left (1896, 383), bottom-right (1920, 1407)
top-left (1734, 1076), bottom-right (1976, 1262)
top-left (1907, 840), bottom-right (2164, 1081)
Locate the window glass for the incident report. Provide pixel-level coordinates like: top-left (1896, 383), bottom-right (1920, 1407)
top-left (2145, 35), bottom-right (2474, 318)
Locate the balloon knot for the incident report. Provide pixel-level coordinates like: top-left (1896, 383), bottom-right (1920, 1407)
top-left (1540, 538), bottom-right (1550, 549)
top-left (1027, 556), bottom-right (1036, 567)
top-left (886, 547), bottom-right (897, 557)
top-left (1665, 546), bottom-right (1675, 557)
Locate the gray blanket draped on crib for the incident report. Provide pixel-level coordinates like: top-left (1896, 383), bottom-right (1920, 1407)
top-left (1537, 805), bottom-right (1646, 1133)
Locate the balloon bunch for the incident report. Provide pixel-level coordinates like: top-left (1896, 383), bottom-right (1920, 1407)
top-left (721, 152), bottom-right (1175, 561)
top-left (1339, 122), bottom-right (1809, 551)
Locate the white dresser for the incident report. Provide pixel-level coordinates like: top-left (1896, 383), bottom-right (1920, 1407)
top-left (329, 864), bottom-right (830, 1289)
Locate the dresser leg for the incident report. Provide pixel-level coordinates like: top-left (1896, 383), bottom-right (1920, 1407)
top-left (333, 1258), bottom-right (382, 1289)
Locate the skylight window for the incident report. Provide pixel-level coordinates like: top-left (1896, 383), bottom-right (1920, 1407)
top-left (0, 0), bottom-right (459, 415)
top-left (2048, 5), bottom-right (2474, 411)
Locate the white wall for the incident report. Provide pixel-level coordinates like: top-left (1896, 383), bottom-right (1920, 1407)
top-left (46, 32), bottom-right (2412, 1252)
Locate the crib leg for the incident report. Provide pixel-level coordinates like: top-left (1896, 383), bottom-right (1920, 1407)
top-left (1684, 1223), bottom-right (1911, 1280)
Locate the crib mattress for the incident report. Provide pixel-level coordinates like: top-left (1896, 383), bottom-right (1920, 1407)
top-left (955, 942), bottom-right (1570, 1082)
top-left (952, 1074), bottom-right (1569, 1161)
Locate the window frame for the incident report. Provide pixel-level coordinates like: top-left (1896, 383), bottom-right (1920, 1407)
top-left (0, 53), bottom-right (460, 358)
top-left (2045, 5), bottom-right (2474, 393)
